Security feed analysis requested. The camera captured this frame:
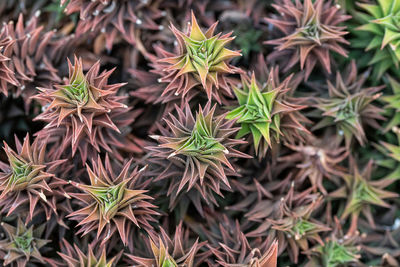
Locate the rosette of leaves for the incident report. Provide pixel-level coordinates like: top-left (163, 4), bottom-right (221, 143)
top-left (0, 218), bottom-right (51, 266)
top-left (62, 0), bottom-right (164, 52)
top-left (0, 134), bottom-right (69, 224)
top-left (34, 56), bottom-right (143, 164)
top-left (278, 135), bottom-right (348, 195)
top-left (268, 196), bottom-right (330, 264)
top-left (226, 71), bottom-right (309, 157)
top-left (306, 236), bottom-right (361, 267)
top-left (126, 222), bottom-right (206, 267)
top-left (265, 0), bottom-right (350, 80)
top-left (190, 212), bottom-right (278, 267)
top-left (312, 61), bottom-right (385, 147)
top-left (147, 102), bottom-right (249, 215)
top-left (0, 13), bottom-right (63, 109)
top-left (157, 12), bottom-right (242, 103)
top-left (68, 156), bottom-right (159, 246)
top-left (330, 160), bottom-right (398, 236)
top-left (353, 0), bottom-right (400, 81)
top-left (305, 218), bottom-right (362, 267)
top-left (57, 239), bottom-right (122, 267)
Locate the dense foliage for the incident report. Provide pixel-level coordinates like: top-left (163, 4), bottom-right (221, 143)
top-left (0, 0), bottom-right (399, 266)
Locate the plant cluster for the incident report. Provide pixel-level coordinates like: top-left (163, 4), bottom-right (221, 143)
top-left (0, 0), bottom-right (399, 267)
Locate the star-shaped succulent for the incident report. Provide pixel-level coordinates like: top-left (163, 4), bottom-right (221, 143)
top-left (34, 56), bottom-right (142, 163)
top-left (0, 134), bottom-right (68, 223)
top-left (127, 222), bottom-right (205, 267)
top-left (157, 11), bottom-right (241, 103)
top-left (269, 196), bottom-right (330, 264)
top-left (330, 160), bottom-right (398, 236)
top-left (0, 218), bottom-right (50, 266)
top-left (265, 0), bottom-right (350, 80)
top-left (147, 102), bottom-right (249, 212)
top-left (313, 61), bottom-right (385, 147)
top-left (226, 70), bottom-right (308, 157)
top-left (68, 157), bottom-right (159, 246)
top-left (354, 0), bottom-right (400, 80)
top-left (279, 135), bottom-right (348, 195)
top-left (58, 239), bottom-right (121, 267)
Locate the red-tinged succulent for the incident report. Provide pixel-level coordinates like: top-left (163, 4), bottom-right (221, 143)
top-left (265, 0), bottom-right (350, 80)
top-left (146, 102), bottom-right (249, 214)
top-left (68, 156), bottom-right (159, 246)
top-left (157, 12), bottom-right (242, 103)
top-left (278, 135), bottom-right (348, 195)
top-left (226, 70), bottom-right (309, 157)
top-left (330, 160), bottom-right (398, 236)
top-left (312, 61), bottom-right (385, 147)
top-left (0, 134), bottom-right (69, 224)
top-left (57, 239), bottom-right (122, 267)
top-left (62, 0), bottom-right (165, 52)
top-left (189, 213), bottom-right (278, 267)
top-left (268, 195), bottom-right (330, 264)
top-left (304, 218), bottom-right (362, 267)
top-left (0, 218), bottom-right (51, 266)
top-left (0, 24), bottom-right (18, 96)
top-left (0, 13), bottom-right (62, 108)
top-left (126, 222), bottom-right (206, 267)
top-left (34, 56), bottom-right (143, 164)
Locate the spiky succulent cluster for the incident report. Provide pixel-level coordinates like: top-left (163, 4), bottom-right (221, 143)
top-left (313, 61), bottom-right (384, 147)
top-left (0, 218), bottom-right (51, 266)
top-left (34, 56), bottom-right (142, 163)
top-left (58, 240), bottom-right (122, 267)
top-left (0, 134), bottom-right (68, 223)
top-left (354, 0), bottom-right (400, 80)
top-left (157, 12), bottom-right (241, 103)
top-left (265, 0), bottom-right (350, 79)
top-left (0, 1), bottom-right (400, 267)
top-left (330, 160), bottom-right (398, 235)
top-left (226, 71), bottom-right (308, 156)
top-left (62, 0), bottom-right (164, 52)
top-left (147, 102), bottom-right (248, 213)
top-left (127, 222), bottom-right (206, 266)
top-left (68, 157), bottom-right (158, 246)
top-left (280, 136), bottom-right (348, 195)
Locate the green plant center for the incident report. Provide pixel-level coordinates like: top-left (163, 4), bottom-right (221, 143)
top-left (62, 78), bottom-right (89, 105)
top-left (336, 101), bottom-right (356, 121)
top-left (322, 241), bottom-right (357, 267)
top-left (291, 219), bottom-right (316, 238)
top-left (14, 232), bottom-right (33, 252)
top-left (186, 37), bottom-right (218, 69)
top-left (11, 159), bottom-right (32, 184)
top-left (304, 23), bottom-right (320, 40)
top-left (97, 184), bottom-right (124, 216)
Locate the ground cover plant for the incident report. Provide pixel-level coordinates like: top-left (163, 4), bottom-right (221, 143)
top-left (0, 0), bottom-right (400, 266)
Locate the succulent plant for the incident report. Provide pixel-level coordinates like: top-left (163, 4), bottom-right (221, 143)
top-left (353, 0), bottom-right (400, 81)
top-left (305, 218), bottom-right (362, 267)
top-left (330, 160), bottom-right (398, 236)
top-left (126, 222), bottom-right (206, 267)
top-left (62, 0), bottom-right (164, 52)
top-left (0, 217), bottom-right (51, 266)
top-left (0, 134), bottom-right (69, 223)
top-left (312, 61), bottom-right (385, 147)
top-left (268, 195), bottom-right (330, 264)
top-left (147, 102), bottom-right (249, 214)
top-left (226, 71), bottom-right (309, 157)
top-left (68, 156), bottom-right (159, 246)
top-left (34, 56), bottom-right (143, 163)
top-left (278, 135), bottom-right (348, 195)
top-left (265, 0), bottom-right (350, 80)
top-left (57, 239), bottom-right (122, 267)
top-left (157, 12), bottom-right (241, 103)
top-left (0, 13), bottom-right (64, 110)
top-left (199, 213), bottom-right (278, 267)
